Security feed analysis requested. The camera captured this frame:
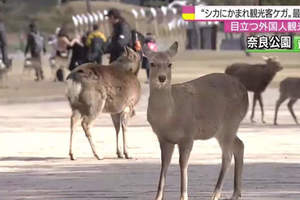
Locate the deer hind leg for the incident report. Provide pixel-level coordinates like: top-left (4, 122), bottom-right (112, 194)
top-left (81, 98), bottom-right (106, 160)
top-left (111, 113), bottom-right (123, 158)
top-left (81, 114), bottom-right (103, 160)
top-left (231, 137), bottom-right (244, 200)
top-left (274, 94), bottom-right (287, 125)
top-left (257, 93), bottom-right (266, 124)
top-left (287, 98), bottom-right (299, 124)
top-left (69, 110), bottom-right (81, 160)
top-left (121, 111), bottom-right (132, 159)
top-left (212, 135), bottom-right (234, 200)
top-left (155, 139), bottom-right (175, 200)
top-left (250, 93), bottom-right (258, 123)
top-left (178, 140), bottom-right (194, 200)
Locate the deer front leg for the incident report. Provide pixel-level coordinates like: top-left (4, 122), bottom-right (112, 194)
top-left (155, 140), bottom-right (175, 200)
top-left (121, 111), bottom-right (131, 159)
top-left (287, 99), bottom-right (299, 125)
top-left (231, 137), bottom-right (244, 200)
top-left (178, 140), bottom-right (194, 200)
top-left (250, 93), bottom-right (258, 123)
top-left (111, 113), bottom-right (123, 158)
top-left (257, 93), bottom-right (266, 124)
top-left (212, 140), bottom-right (233, 200)
top-left (274, 94), bottom-right (287, 125)
top-left (69, 110), bottom-right (81, 160)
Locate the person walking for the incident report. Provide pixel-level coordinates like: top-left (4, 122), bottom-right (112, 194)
top-left (24, 22), bottom-right (46, 81)
top-left (106, 8), bottom-right (132, 63)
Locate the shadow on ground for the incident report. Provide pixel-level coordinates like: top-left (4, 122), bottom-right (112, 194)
top-left (0, 161), bottom-right (299, 200)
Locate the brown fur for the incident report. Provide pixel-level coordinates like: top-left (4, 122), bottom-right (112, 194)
top-left (274, 77), bottom-right (300, 125)
top-left (66, 47), bottom-right (141, 160)
top-left (225, 57), bottom-right (283, 123)
top-left (146, 42), bottom-right (248, 200)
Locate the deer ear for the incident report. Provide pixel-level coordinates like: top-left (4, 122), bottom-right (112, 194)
top-left (123, 47), bottom-right (129, 56)
top-left (127, 47), bottom-right (135, 55)
top-left (166, 41), bottom-right (178, 58)
top-left (126, 47), bottom-right (136, 59)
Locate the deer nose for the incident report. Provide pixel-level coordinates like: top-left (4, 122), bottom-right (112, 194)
top-left (158, 75), bottom-right (166, 83)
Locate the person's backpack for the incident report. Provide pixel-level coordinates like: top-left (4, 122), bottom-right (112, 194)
top-left (31, 32), bottom-right (44, 54)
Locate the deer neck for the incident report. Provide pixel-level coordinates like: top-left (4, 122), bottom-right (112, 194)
top-left (148, 85), bottom-right (175, 125)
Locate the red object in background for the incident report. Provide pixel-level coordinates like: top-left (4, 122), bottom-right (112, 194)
top-left (147, 42), bottom-right (158, 52)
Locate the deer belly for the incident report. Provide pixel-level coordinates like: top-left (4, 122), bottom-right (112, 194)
top-left (194, 121), bottom-right (219, 140)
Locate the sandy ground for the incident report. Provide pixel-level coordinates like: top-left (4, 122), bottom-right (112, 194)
top-left (0, 51), bottom-right (300, 200)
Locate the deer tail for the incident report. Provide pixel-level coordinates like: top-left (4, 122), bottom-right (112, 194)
top-left (66, 72), bottom-right (82, 105)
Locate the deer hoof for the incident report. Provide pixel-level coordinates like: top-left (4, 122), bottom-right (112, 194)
top-left (117, 152), bottom-right (124, 159)
top-left (227, 191), bottom-right (241, 200)
top-left (262, 120), bottom-right (266, 124)
top-left (124, 153), bottom-right (132, 159)
top-left (94, 154), bottom-right (104, 160)
top-left (211, 192), bottom-right (221, 200)
top-left (250, 119), bottom-right (256, 123)
top-left (69, 154), bottom-right (76, 161)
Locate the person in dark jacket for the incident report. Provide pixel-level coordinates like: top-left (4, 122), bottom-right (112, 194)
top-left (24, 22), bottom-right (46, 81)
top-left (142, 32), bottom-right (157, 83)
top-left (86, 24), bottom-right (106, 64)
top-left (106, 8), bottom-right (132, 63)
top-left (69, 33), bottom-right (89, 71)
top-left (0, 18), bottom-right (9, 67)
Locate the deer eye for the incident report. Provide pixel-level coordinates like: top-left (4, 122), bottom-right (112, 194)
top-left (168, 63), bottom-right (172, 68)
top-left (150, 62), bottom-right (156, 68)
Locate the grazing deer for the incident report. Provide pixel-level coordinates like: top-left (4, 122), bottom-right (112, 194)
top-left (146, 42), bottom-right (248, 200)
top-left (225, 56), bottom-right (282, 123)
top-left (274, 77), bottom-right (300, 125)
top-left (66, 47), bottom-right (141, 160)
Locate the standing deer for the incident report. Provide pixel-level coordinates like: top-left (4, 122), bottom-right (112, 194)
top-left (146, 42), bottom-right (248, 200)
top-left (225, 56), bottom-right (282, 123)
top-left (66, 47), bottom-right (141, 160)
top-left (274, 77), bottom-right (300, 125)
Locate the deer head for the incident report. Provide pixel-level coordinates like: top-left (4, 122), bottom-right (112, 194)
top-left (113, 46), bottom-right (141, 76)
top-left (262, 56), bottom-right (283, 72)
top-left (145, 41), bottom-right (178, 89)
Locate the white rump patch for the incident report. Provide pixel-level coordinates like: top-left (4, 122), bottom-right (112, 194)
top-left (66, 79), bottom-right (82, 103)
top-left (124, 106), bottom-right (130, 113)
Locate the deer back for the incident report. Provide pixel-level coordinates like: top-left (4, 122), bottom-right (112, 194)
top-left (67, 63), bottom-right (141, 114)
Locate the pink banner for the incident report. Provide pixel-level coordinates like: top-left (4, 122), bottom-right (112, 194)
top-left (224, 20), bottom-right (300, 33)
